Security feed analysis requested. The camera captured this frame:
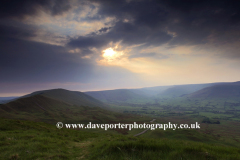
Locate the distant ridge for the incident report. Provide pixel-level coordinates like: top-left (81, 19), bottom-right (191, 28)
top-left (157, 83), bottom-right (217, 97)
top-left (84, 82), bottom-right (238, 102)
top-left (188, 81), bottom-right (240, 98)
top-left (84, 89), bottom-right (148, 103)
top-left (0, 97), bottom-right (18, 104)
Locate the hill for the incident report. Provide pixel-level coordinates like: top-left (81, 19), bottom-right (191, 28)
top-left (0, 89), bottom-right (132, 124)
top-left (188, 81), bottom-right (240, 99)
top-left (22, 88), bottom-right (106, 108)
top-left (84, 82), bottom-right (229, 104)
top-left (158, 83), bottom-right (224, 98)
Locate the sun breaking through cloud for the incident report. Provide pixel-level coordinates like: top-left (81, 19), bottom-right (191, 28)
top-left (101, 47), bottom-right (124, 63)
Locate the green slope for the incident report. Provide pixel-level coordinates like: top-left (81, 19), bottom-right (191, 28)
top-left (1, 118), bottom-right (240, 160)
top-left (0, 89), bottom-right (134, 124)
top-left (23, 88), bottom-right (106, 108)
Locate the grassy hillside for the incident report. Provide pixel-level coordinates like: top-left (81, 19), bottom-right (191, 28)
top-left (0, 118), bottom-right (99, 160)
top-left (1, 118), bottom-right (240, 160)
top-left (0, 92), bottom-right (142, 125)
top-left (91, 135), bottom-right (240, 160)
top-left (23, 88), bottom-right (106, 108)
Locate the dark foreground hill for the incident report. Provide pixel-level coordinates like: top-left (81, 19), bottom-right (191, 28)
top-left (22, 88), bottom-right (106, 108)
top-left (188, 81), bottom-right (240, 99)
top-left (0, 89), bottom-right (132, 124)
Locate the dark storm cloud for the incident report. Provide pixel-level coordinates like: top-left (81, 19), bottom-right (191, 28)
top-left (66, 0), bottom-right (173, 50)
top-left (162, 0), bottom-right (240, 45)
top-left (67, 0), bottom-right (239, 58)
top-left (2, 0), bottom-right (238, 56)
top-left (0, 0), bottom-right (72, 19)
top-left (68, 20), bottom-right (172, 50)
top-left (1, 0), bottom-right (240, 50)
top-left (92, 0), bottom-right (170, 28)
top-left (106, 21), bottom-right (172, 46)
top-left (68, 35), bottom-right (109, 49)
top-left (98, 27), bottom-right (112, 33)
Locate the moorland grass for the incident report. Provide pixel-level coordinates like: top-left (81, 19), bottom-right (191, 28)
top-left (89, 136), bottom-right (240, 160)
top-left (1, 118), bottom-right (240, 160)
top-left (0, 118), bottom-right (98, 160)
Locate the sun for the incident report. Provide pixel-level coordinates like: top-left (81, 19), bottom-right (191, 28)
top-left (101, 47), bottom-right (124, 63)
top-left (103, 48), bottom-right (116, 58)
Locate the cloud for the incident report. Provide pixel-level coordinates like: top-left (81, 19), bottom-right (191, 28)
top-left (84, 0), bottom-right (240, 58)
top-left (0, 0), bottom-right (72, 19)
top-left (4, 0), bottom-right (240, 58)
top-left (129, 52), bottom-right (169, 59)
top-left (0, 22), bottom-right (37, 39)
top-left (98, 27), bottom-right (112, 33)
top-left (68, 35), bottom-right (109, 49)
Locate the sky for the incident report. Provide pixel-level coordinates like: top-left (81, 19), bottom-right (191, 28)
top-left (1, 0), bottom-right (240, 96)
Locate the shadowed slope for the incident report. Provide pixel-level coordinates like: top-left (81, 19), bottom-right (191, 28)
top-left (22, 88), bottom-right (106, 108)
top-left (189, 82), bottom-right (240, 98)
top-left (158, 83), bottom-right (225, 98)
top-left (0, 89), bottom-right (127, 124)
top-left (188, 81), bottom-right (240, 98)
